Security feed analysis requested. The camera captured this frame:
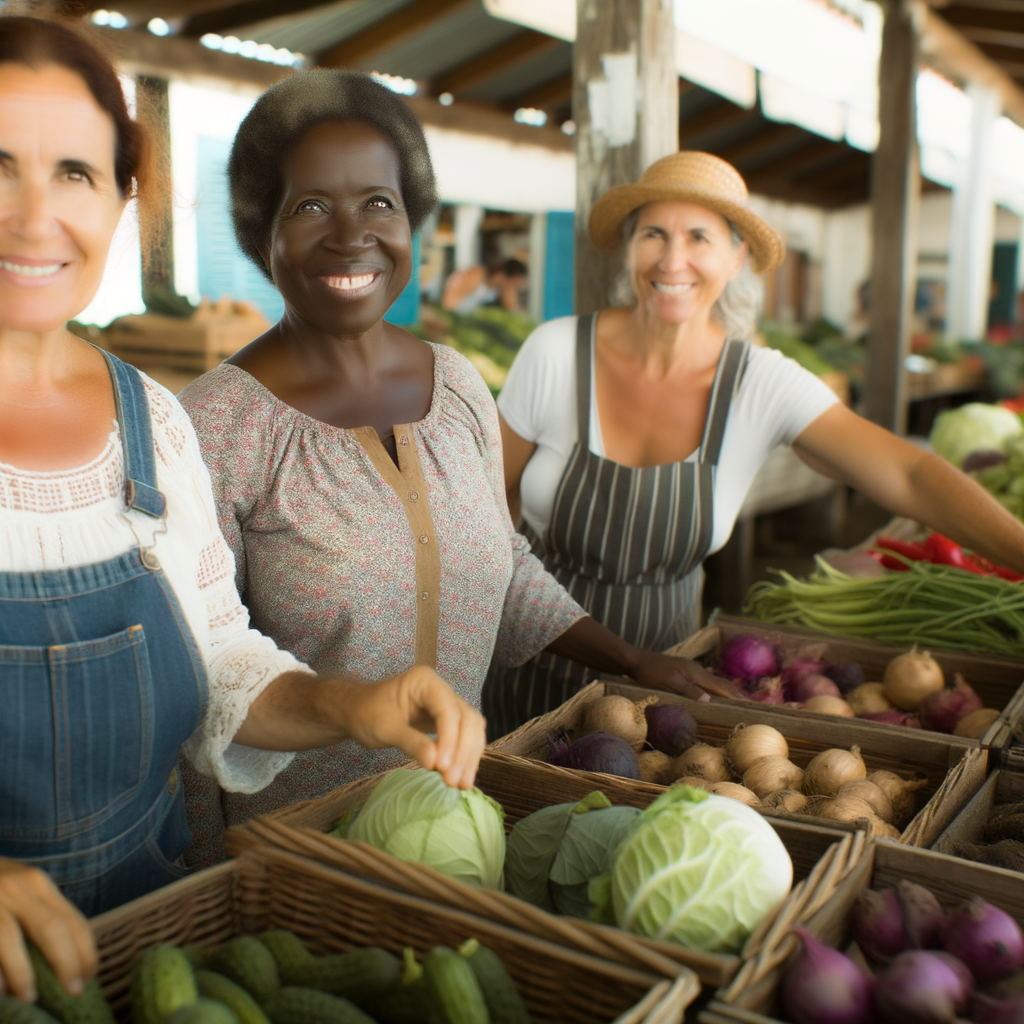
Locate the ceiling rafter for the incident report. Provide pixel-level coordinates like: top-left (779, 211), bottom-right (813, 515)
top-left (181, 0), bottom-right (345, 37)
top-left (431, 29), bottom-right (561, 96)
top-left (678, 100), bottom-right (754, 142)
top-left (716, 122), bottom-right (804, 164)
top-left (746, 137), bottom-right (843, 183)
top-left (504, 72), bottom-right (573, 110)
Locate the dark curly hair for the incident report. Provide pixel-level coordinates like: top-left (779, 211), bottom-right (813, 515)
top-left (229, 69), bottom-right (439, 281)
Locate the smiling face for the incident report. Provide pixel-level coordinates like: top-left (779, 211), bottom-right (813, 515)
top-left (267, 119), bottom-right (412, 336)
top-left (627, 200), bottom-right (747, 325)
top-left (0, 62), bottom-right (125, 334)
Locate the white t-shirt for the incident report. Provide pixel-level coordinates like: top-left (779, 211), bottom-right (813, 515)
top-left (497, 316), bottom-right (840, 555)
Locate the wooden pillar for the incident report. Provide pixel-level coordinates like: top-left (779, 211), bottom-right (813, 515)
top-left (865, 0), bottom-right (921, 434)
top-left (573, 0), bottom-right (678, 315)
top-left (135, 75), bottom-right (175, 306)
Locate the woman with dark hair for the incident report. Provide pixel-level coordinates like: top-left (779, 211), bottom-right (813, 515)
top-left (180, 70), bottom-right (733, 853)
top-left (0, 16), bottom-right (485, 998)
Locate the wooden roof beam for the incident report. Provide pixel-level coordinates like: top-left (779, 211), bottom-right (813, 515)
top-left (678, 100), bottom-right (753, 143)
top-left (431, 30), bottom-right (560, 96)
top-left (716, 122), bottom-right (803, 164)
top-left (505, 72), bottom-right (573, 111)
top-left (319, 0), bottom-right (476, 69)
top-left (181, 0), bottom-right (344, 37)
top-left (745, 137), bottom-right (843, 184)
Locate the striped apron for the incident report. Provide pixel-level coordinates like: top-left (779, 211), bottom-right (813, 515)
top-left (483, 312), bottom-right (749, 737)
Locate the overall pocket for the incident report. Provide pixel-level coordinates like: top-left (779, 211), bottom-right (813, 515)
top-left (0, 624), bottom-right (155, 837)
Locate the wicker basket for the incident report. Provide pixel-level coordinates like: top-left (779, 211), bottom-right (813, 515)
top-left (699, 836), bottom-right (1024, 1022)
top-left (490, 680), bottom-right (988, 848)
top-left (89, 846), bottom-right (696, 1024)
top-left (226, 749), bottom-right (857, 989)
top-left (668, 613), bottom-right (1024, 751)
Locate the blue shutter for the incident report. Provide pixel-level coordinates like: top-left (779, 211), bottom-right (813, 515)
top-left (196, 135), bottom-right (285, 324)
top-left (544, 211), bottom-right (575, 321)
top-left (383, 232), bottom-right (421, 326)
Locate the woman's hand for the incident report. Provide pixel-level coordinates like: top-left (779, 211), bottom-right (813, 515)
top-left (0, 859), bottom-right (96, 1003)
top-left (340, 667), bottom-right (487, 789)
top-left (234, 667), bottom-right (487, 790)
top-left (629, 649), bottom-right (743, 700)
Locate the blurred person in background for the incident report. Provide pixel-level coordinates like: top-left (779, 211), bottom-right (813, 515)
top-left (442, 257), bottom-right (528, 313)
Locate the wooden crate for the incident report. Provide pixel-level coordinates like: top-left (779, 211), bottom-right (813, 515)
top-left (226, 749), bottom-right (858, 989)
top-left (491, 679), bottom-right (988, 848)
top-left (931, 767), bottom-right (1024, 857)
top-left (699, 836), bottom-right (1024, 1023)
top-left (668, 613), bottom-right (1024, 752)
top-left (86, 847), bottom-right (695, 1024)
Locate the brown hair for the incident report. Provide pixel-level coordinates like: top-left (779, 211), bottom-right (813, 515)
top-left (0, 15), bottom-right (149, 198)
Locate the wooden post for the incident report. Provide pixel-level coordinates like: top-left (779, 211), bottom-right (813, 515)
top-left (865, 0), bottom-right (921, 434)
top-left (573, 0), bottom-right (678, 315)
top-left (135, 75), bottom-right (175, 307)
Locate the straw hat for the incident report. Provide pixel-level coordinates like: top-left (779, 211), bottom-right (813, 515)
top-left (588, 151), bottom-right (785, 273)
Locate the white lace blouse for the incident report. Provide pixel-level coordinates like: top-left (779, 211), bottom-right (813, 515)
top-left (0, 372), bottom-right (305, 794)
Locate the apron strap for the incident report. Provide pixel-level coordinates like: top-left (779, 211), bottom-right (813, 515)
top-left (699, 339), bottom-right (749, 466)
top-left (574, 313), bottom-right (596, 446)
top-left (97, 349), bottom-right (168, 519)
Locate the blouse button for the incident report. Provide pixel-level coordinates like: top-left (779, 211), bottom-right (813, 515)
top-left (409, 490), bottom-right (419, 502)
top-left (399, 435), bottom-right (409, 446)
top-left (419, 534), bottom-right (429, 544)
top-left (421, 591), bottom-right (430, 601)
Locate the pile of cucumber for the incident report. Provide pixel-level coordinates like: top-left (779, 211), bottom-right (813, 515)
top-left (0, 931), bottom-right (530, 1024)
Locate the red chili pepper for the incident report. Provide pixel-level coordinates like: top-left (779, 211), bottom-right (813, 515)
top-left (867, 549), bottom-right (912, 572)
top-left (991, 565), bottom-right (1024, 583)
top-left (876, 537), bottom-right (929, 561)
top-left (922, 533), bottom-right (989, 574)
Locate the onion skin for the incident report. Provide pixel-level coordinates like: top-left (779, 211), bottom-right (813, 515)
top-left (919, 675), bottom-right (984, 733)
top-left (581, 695), bottom-right (648, 751)
top-left (839, 781), bottom-right (894, 823)
top-left (823, 662), bottom-right (865, 694)
top-left (848, 682), bottom-right (893, 716)
top-left (781, 927), bottom-right (874, 1024)
top-left (853, 888), bottom-right (910, 963)
top-left (804, 695), bottom-right (856, 717)
top-left (883, 647), bottom-right (945, 711)
top-left (638, 750), bottom-right (674, 785)
top-left (790, 673), bottom-right (843, 703)
top-left (941, 897), bottom-right (1024, 984)
top-left (972, 992), bottom-right (1024, 1024)
top-left (782, 657), bottom-right (826, 694)
top-left (897, 880), bottom-right (944, 948)
top-left (643, 703), bottom-right (697, 757)
top-left (868, 771), bottom-right (929, 828)
top-left (725, 723), bottom-right (789, 773)
top-left (803, 746), bottom-right (867, 796)
top-left (557, 731), bottom-right (642, 779)
top-left (743, 756), bottom-right (804, 797)
top-left (874, 950), bottom-right (973, 1023)
top-left (707, 781), bottom-right (761, 807)
top-left (762, 789), bottom-right (808, 813)
top-left (718, 634), bottom-right (780, 681)
top-left (955, 707), bottom-right (1000, 738)
top-left (672, 743), bottom-right (730, 783)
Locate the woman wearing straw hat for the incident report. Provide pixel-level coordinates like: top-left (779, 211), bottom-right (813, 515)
top-left (484, 150), bottom-right (1024, 736)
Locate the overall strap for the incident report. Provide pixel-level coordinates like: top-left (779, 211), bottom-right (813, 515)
top-left (699, 339), bottom-right (749, 467)
top-left (97, 349), bottom-right (168, 519)
top-left (575, 313), bottom-right (596, 445)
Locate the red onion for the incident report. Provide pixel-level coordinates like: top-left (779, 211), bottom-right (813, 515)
top-left (919, 676), bottom-right (984, 733)
top-left (823, 662), bottom-right (865, 694)
top-left (852, 888), bottom-right (909, 962)
top-left (789, 673), bottom-right (842, 704)
top-left (780, 927), bottom-right (874, 1024)
top-left (874, 950), bottom-right (973, 1023)
top-left (643, 704), bottom-right (696, 757)
top-left (551, 731), bottom-right (642, 779)
top-left (972, 992), bottom-right (1024, 1024)
top-left (898, 880), bottom-right (944, 948)
top-left (964, 449), bottom-right (1008, 472)
top-left (782, 657), bottom-right (825, 693)
top-left (718, 634), bottom-right (780, 681)
top-left (941, 897), bottom-right (1024, 984)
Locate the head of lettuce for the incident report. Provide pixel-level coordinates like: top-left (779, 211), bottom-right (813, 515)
top-left (591, 785), bottom-right (793, 954)
top-left (347, 768), bottom-right (506, 889)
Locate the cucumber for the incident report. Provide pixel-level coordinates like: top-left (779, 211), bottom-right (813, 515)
top-left (208, 939), bottom-right (279, 1004)
top-left (196, 972), bottom-right (271, 1024)
top-left (0, 995), bottom-right (61, 1024)
top-left (166, 999), bottom-right (238, 1024)
top-left (28, 947), bottom-right (115, 1024)
top-left (129, 945), bottom-right (198, 1024)
top-left (423, 948), bottom-right (489, 1024)
top-left (257, 934), bottom-right (311, 987)
top-left (262, 988), bottom-right (376, 1024)
top-left (290, 948), bottom-right (400, 1004)
top-left (457, 941), bottom-right (529, 1024)
top-left (362, 950), bottom-right (432, 1024)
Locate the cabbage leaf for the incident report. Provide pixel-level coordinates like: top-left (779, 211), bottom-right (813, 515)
top-left (930, 403), bottom-right (1023, 468)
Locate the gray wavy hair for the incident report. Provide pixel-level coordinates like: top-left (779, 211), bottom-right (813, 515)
top-left (614, 207), bottom-right (764, 340)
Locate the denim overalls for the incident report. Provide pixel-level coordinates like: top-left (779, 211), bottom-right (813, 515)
top-left (0, 351), bottom-right (208, 917)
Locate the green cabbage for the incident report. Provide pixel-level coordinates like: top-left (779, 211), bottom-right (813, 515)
top-left (505, 791), bottom-right (640, 917)
top-left (929, 403), bottom-right (1023, 467)
top-left (592, 785), bottom-right (793, 954)
top-left (347, 768), bottom-right (506, 889)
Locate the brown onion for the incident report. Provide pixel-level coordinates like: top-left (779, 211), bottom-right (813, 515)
top-left (725, 723), bottom-right (788, 773)
top-left (676, 775), bottom-right (712, 791)
top-left (867, 770), bottom-right (928, 827)
top-left (847, 683), bottom-right (893, 717)
top-left (883, 646), bottom-right (944, 711)
top-left (708, 782), bottom-right (762, 807)
top-left (762, 789), bottom-right (808, 814)
top-left (744, 755), bottom-right (805, 797)
top-left (804, 746), bottom-right (866, 796)
top-left (581, 695), bottom-right (649, 750)
top-left (839, 780), bottom-right (894, 823)
top-left (954, 707), bottom-right (1000, 738)
top-left (804, 695), bottom-right (856, 717)
top-left (638, 749), bottom-right (674, 785)
top-left (672, 743), bottom-right (730, 782)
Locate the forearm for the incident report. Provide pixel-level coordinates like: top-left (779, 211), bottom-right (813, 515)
top-left (545, 615), bottom-right (640, 675)
top-left (231, 671), bottom-right (357, 750)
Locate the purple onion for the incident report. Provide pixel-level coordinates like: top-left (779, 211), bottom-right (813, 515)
top-left (853, 889), bottom-right (909, 962)
top-left (718, 634), bottom-right (780, 681)
top-left (898, 880), bottom-right (944, 948)
top-left (782, 658), bottom-right (826, 700)
top-left (747, 675), bottom-right (784, 704)
top-left (781, 927), bottom-right (873, 1024)
top-left (789, 673), bottom-right (842, 704)
top-left (919, 677), bottom-right (984, 734)
top-left (964, 449), bottom-right (1008, 473)
top-left (823, 662), bottom-right (865, 694)
top-left (550, 731), bottom-right (641, 780)
top-left (941, 897), bottom-right (1024, 984)
top-left (643, 704), bottom-right (696, 757)
top-left (874, 950), bottom-right (973, 1023)
top-left (972, 992), bottom-right (1024, 1024)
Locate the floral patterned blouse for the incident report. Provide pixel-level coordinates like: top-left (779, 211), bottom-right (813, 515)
top-left (178, 343), bottom-right (586, 864)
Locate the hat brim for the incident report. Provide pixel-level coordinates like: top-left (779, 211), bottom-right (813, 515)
top-left (588, 183), bottom-right (786, 274)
